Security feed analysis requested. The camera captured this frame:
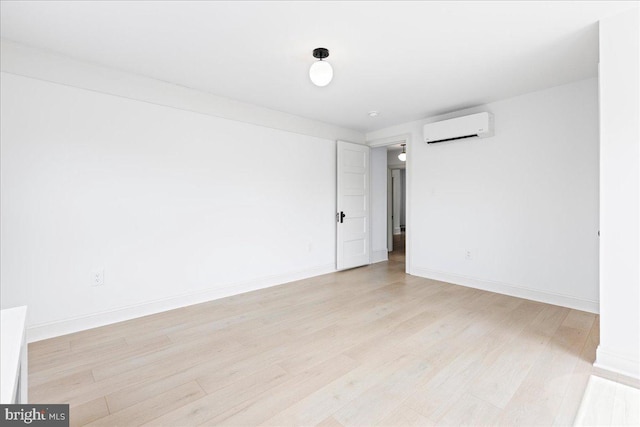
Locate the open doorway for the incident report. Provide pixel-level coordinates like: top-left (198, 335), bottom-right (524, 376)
top-left (369, 134), bottom-right (410, 271)
top-left (388, 147), bottom-right (406, 264)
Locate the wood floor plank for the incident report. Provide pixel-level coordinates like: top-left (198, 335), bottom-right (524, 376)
top-left (90, 333), bottom-right (241, 382)
top-left (28, 338), bottom-right (71, 362)
top-left (86, 381), bottom-right (205, 426)
top-left (498, 309), bottom-right (595, 425)
top-left (198, 355), bottom-right (358, 426)
top-left (468, 303), bottom-right (569, 409)
top-left (402, 300), bottom-right (545, 420)
top-left (331, 355), bottom-right (432, 426)
top-left (30, 338), bottom-right (128, 375)
top-left (29, 369), bottom-right (95, 403)
top-left (437, 393), bottom-right (502, 426)
top-left (260, 353), bottom-right (418, 426)
top-left (377, 402), bottom-right (438, 427)
top-left (142, 364), bottom-right (289, 426)
top-left (30, 335), bottom-right (171, 387)
top-left (38, 339), bottom-right (225, 409)
top-left (69, 397), bottom-right (110, 427)
top-left (316, 415), bottom-right (345, 427)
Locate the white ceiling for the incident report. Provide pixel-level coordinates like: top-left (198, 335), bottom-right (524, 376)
top-left (1, 1), bottom-right (636, 133)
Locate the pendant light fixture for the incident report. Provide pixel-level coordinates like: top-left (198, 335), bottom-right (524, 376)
top-left (309, 47), bottom-right (333, 87)
top-left (398, 144), bottom-right (407, 162)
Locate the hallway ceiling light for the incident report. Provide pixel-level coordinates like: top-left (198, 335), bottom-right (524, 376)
top-left (398, 144), bottom-right (407, 162)
top-left (309, 47), bottom-right (333, 87)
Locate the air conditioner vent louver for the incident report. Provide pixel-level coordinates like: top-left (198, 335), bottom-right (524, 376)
top-left (424, 112), bottom-right (494, 144)
top-left (426, 134), bottom-right (478, 144)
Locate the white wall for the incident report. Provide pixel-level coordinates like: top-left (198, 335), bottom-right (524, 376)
top-left (370, 147), bottom-right (388, 263)
top-left (596, 8), bottom-right (639, 379)
top-left (367, 78), bottom-right (600, 312)
top-left (0, 57), bottom-right (364, 340)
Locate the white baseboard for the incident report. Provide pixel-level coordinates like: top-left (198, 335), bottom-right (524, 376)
top-left (595, 346), bottom-right (640, 380)
top-left (371, 249), bottom-right (389, 264)
top-left (411, 266), bottom-right (599, 314)
top-left (393, 227), bottom-right (402, 235)
top-left (27, 263), bottom-right (336, 343)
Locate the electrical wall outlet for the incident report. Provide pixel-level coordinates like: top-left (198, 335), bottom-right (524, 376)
top-left (92, 269), bottom-right (105, 286)
top-left (465, 250), bottom-right (472, 260)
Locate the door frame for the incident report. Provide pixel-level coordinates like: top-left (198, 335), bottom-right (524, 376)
top-left (387, 168), bottom-right (393, 252)
top-left (368, 133), bottom-right (412, 274)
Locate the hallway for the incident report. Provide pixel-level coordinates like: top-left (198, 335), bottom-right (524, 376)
top-left (388, 232), bottom-right (405, 264)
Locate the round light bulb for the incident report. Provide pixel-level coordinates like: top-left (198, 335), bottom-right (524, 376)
top-left (309, 60), bottom-right (333, 87)
top-left (398, 152), bottom-right (406, 162)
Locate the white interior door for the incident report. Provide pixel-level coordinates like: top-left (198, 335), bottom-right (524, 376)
top-left (336, 140), bottom-right (370, 270)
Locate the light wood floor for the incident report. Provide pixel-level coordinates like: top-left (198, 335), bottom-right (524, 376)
top-left (29, 256), bottom-right (599, 426)
top-left (574, 375), bottom-right (639, 426)
top-left (388, 233), bottom-right (406, 263)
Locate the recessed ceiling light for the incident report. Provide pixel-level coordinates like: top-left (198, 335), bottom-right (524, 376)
top-left (368, 111), bottom-right (379, 117)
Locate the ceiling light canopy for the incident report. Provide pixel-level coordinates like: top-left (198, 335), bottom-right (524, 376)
top-left (309, 47), bottom-right (333, 87)
top-left (398, 144), bottom-right (407, 162)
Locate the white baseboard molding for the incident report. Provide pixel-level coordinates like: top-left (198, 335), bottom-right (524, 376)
top-left (370, 249), bottom-right (389, 264)
top-left (411, 266), bottom-right (599, 314)
top-left (393, 227), bottom-right (402, 235)
top-left (595, 346), bottom-right (640, 380)
top-left (27, 263), bottom-right (336, 343)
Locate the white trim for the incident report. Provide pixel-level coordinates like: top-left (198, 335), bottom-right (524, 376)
top-left (595, 346), bottom-right (640, 380)
top-left (368, 147), bottom-right (373, 264)
top-left (367, 133), bottom-right (411, 148)
top-left (371, 249), bottom-right (389, 264)
top-left (411, 266), bottom-right (599, 313)
top-left (27, 263), bottom-right (336, 343)
top-left (0, 40), bottom-right (364, 144)
top-left (388, 162), bottom-right (406, 170)
top-left (387, 168), bottom-right (393, 252)
top-left (393, 227), bottom-right (402, 235)
top-left (403, 134), bottom-right (412, 275)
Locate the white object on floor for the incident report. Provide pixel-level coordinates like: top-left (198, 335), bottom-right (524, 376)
top-left (574, 375), bottom-right (640, 426)
top-left (0, 306), bottom-right (28, 403)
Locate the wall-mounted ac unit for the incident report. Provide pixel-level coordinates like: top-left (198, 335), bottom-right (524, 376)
top-left (423, 112), bottom-right (494, 144)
